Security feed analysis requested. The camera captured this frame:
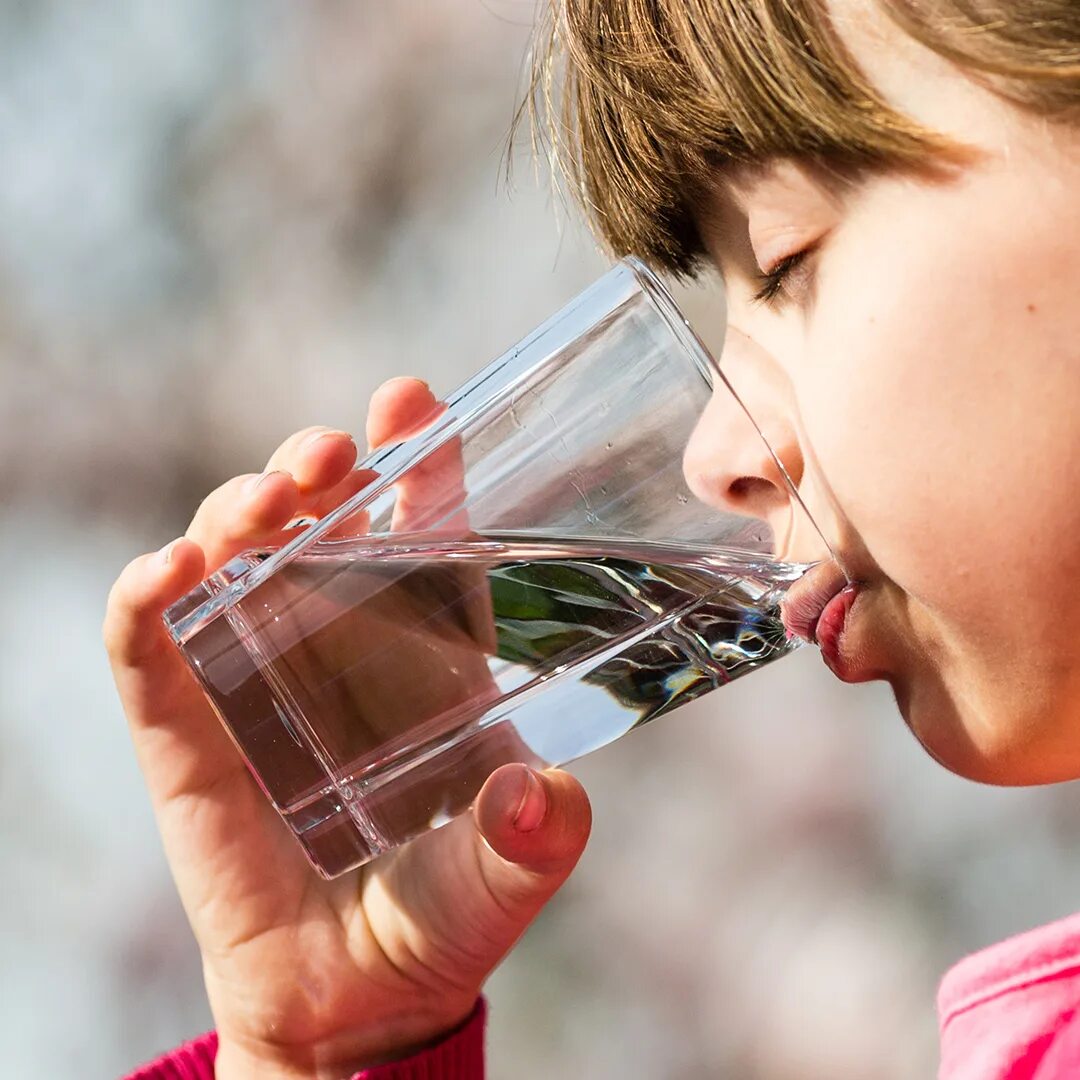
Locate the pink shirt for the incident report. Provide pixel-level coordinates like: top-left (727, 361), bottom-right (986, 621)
top-left (124, 914), bottom-right (1080, 1079)
top-left (939, 911), bottom-right (1080, 1078)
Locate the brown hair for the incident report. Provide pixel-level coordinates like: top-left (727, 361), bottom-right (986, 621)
top-left (526, 0), bottom-right (1080, 275)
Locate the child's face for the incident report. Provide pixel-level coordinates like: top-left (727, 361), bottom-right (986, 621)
top-left (687, 0), bottom-right (1080, 785)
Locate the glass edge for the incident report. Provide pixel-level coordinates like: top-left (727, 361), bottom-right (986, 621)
top-left (622, 255), bottom-right (720, 388)
top-left (623, 256), bottom-right (845, 572)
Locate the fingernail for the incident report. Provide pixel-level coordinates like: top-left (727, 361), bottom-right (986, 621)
top-left (158, 538), bottom-right (181, 566)
top-left (304, 429), bottom-right (352, 451)
top-left (245, 469), bottom-right (285, 494)
top-left (512, 768), bottom-right (547, 833)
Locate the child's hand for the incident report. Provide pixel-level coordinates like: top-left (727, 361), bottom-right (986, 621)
top-left (104, 377), bottom-right (592, 1079)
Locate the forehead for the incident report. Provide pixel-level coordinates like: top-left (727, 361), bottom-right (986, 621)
top-left (825, 0), bottom-right (1011, 147)
top-left (695, 1), bottom-right (1010, 252)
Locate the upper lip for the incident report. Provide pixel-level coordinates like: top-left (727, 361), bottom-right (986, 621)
top-left (780, 561), bottom-right (849, 643)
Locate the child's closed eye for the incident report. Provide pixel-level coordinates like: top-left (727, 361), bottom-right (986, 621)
top-left (752, 248), bottom-right (816, 307)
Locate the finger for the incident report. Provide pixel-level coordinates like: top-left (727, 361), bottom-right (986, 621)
top-left (105, 537), bottom-right (317, 933)
top-left (390, 435), bottom-right (469, 535)
top-left (292, 467), bottom-right (380, 541)
top-left (185, 470), bottom-right (301, 571)
top-left (365, 378), bottom-right (468, 535)
top-left (366, 762), bottom-right (590, 995)
top-left (183, 431), bottom-right (362, 571)
top-left (366, 378), bottom-right (445, 451)
top-left (104, 538), bottom-right (245, 801)
top-left (263, 427), bottom-right (358, 495)
top-left (104, 538), bottom-right (207, 677)
top-left (472, 764), bottom-right (592, 906)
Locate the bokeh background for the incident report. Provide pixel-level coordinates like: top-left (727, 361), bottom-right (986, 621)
top-left (4, 2), bottom-right (1080, 1077)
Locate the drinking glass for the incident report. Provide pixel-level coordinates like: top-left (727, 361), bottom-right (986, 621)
top-left (164, 257), bottom-right (829, 878)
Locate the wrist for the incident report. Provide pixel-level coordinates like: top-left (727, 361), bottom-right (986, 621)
top-left (215, 1035), bottom-right (445, 1080)
top-left (214, 1040), bottom-right (344, 1080)
top-left (213, 1001), bottom-right (482, 1080)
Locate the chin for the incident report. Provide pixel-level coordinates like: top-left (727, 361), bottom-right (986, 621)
top-left (895, 680), bottom-right (1080, 787)
top-left (907, 699), bottom-right (1080, 786)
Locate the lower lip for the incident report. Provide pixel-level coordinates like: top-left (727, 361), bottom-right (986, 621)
top-left (814, 584), bottom-right (860, 677)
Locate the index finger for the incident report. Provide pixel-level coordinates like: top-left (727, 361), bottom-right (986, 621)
top-left (103, 539), bottom-right (246, 803)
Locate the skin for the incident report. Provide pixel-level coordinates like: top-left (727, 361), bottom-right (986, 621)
top-left (103, 2), bottom-right (1080, 1074)
top-left (685, 0), bottom-right (1080, 786)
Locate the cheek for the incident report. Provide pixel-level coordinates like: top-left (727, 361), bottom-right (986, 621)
top-left (796, 172), bottom-right (1080, 638)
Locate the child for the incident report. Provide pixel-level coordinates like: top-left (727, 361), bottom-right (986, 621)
top-left (106, 1), bottom-right (1080, 1076)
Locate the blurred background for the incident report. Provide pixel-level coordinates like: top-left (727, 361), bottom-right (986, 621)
top-left (3, 2), bottom-right (1080, 1077)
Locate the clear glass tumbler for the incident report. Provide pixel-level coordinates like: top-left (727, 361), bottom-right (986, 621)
top-left (164, 258), bottom-right (826, 878)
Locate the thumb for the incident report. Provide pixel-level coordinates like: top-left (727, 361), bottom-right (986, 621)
top-left (472, 763), bottom-right (592, 921)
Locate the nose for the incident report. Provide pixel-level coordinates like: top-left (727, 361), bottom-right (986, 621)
top-left (682, 327), bottom-right (805, 550)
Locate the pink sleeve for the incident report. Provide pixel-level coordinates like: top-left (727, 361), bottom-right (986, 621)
top-left (938, 913), bottom-right (1080, 1079)
top-left (1033, 1008), bottom-right (1080, 1078)
top-left (122, 999), bottom-right (486, 1080)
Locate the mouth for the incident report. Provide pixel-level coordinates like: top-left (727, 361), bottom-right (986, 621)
top-left (780, 562), bottom-right (865, 681)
